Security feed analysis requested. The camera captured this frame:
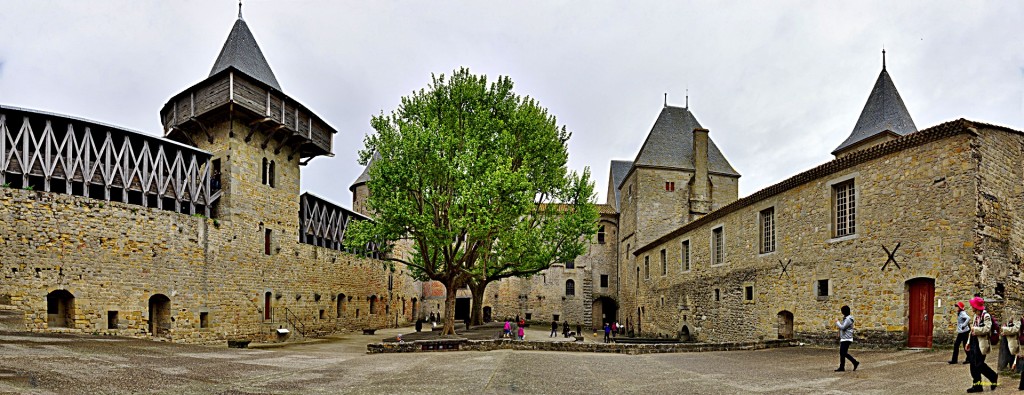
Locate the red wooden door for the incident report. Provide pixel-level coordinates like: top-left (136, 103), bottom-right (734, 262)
top-left (907, 279), bottom-right (935, 348)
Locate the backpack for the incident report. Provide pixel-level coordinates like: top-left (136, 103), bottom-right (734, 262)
top-left (989, 313), bottom-right (1000, 344)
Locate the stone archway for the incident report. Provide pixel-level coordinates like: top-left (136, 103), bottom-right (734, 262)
top-left (592, 296), bottom-right (619, 330)
top-left (149, 294), bottom-right (171, 337)
top-left (679, 325), bottom-right (692, 342)
top-left (777, 310), bottom-right (794, 340)
top-left (46, 290), bottom-right (75, 328)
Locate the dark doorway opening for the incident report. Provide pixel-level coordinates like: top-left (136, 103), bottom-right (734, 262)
top-left (149, 294), bottom-right (171, 337)
top-left (455, 297), bottom-right (470, 320)
top-left (46, 290), bottom-right (75, 328)
top-left (777, 310), bottom-right (794, 339)
top-left (483, 306), bottom-right (492, 323)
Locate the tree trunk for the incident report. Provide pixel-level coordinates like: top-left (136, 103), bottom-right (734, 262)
top-left (468, 280), bottom-right (489, 326)
top-left (441, 282), bottom-right (458, 336)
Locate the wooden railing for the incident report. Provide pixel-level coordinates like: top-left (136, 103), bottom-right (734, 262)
top-left (159, 70), bottom-right (334, 159)
top-left (299, 192), bottom-right (384, 258)
top-left (0, 105), bottom-right (220, 216)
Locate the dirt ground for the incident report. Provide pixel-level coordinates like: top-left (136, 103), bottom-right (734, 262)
top-left (0, 326), bottom-right (1015, 394)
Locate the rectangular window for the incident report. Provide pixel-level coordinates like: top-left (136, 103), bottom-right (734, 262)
top-left (834, 180), bottom-right (856, 237)
top-left (660, 249), bottom-right (667, 275)
top-left (200, 312), bottom-right (209, 328)
top-left (600, 274), bottom-right (609, 288)
top-left (597, 225), bottom-right (606, 244)
top-left (745, 286), bottom-right (754, 301)
top-left (264, 229), bottom-right (273, 255)
top-left (714, 288), bottom-right (720, 301)
top-left (565, 259), bottom-right (575, 269)
top-left (817, 279), bottom-right (830, 298)
top-left (107, 311), bottom-right (118, 329)
top-left (712, 227), bottom-right (724, 265)
top-left (760, 207), bottom-right (775, 253)
top-left (319, 310), bottom-right (326, 320)
top-left (644, 256), bottom-right (650, 279)
top-left (681, 240), bottom-right (691, 271)
top-left (665, 181), bottom-right (675, 192)
top-left (553, 314), bottom-right (560, 322)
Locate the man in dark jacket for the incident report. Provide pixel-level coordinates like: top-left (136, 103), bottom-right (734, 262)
top-left (550, 319), bottom-right (558, 337)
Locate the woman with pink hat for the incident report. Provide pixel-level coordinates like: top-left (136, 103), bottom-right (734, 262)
top-left (950, 301), bottom-right (971, 364)
top-left (966, 296), bottom-right (998, 393)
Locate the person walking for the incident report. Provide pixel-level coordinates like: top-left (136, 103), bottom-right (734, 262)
top-left (562, 320), bottom-right (570, 338)
top-left (611, 322), bottom-right (618, 338)
top-left (550, 319), bottom-right (558, 337)
top-left (966, 297), bottom-right (998, 392)
top-left (517, 324), bottom-right (525, 341)
top-left (503, 318), bottom-right (512, 338)
top-left (604, 322), bottom-right (611, 343)
top-left (835, 305), bottom-right (860, 372)
top-left (950, 301), bottom-right (971, 364)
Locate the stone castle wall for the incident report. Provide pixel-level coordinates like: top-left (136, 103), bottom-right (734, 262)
top-left (623, 128), bottom-right (988, 345)
top-left (0, 187), bottom-right (419, 344)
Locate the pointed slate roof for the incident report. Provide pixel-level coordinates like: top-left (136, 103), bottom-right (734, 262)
top-left (832, 67), bottom-right (917, 155)
top-left (209, 15), bottom-right (282, 91)
top-left (608, 160), bottom-right (632, 211)
top-left (621, 106), bottom-right (739, 189)
top-left (349, 151), bottom-right (380, 191)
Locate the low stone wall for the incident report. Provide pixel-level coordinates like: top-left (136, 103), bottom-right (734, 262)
top-left (367, 338), bottom-right (797, 355)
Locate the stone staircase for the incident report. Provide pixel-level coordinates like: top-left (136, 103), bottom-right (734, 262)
top-left (0, 304), bottom-right (25, 331)
top-left (582, 276), bottom-right (593, 327)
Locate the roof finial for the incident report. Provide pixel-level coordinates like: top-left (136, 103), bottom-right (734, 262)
top-left (238, 0), bottom-right (243, 19)
top-left (882, 47), bottom-right (886, 70)
top-left (685, 88), bottom-right (689, 110)
top-left (663, 93), bottom-right (667, 107)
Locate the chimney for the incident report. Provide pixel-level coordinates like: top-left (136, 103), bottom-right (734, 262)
top-left (690, 128), bottom-right (711, 217)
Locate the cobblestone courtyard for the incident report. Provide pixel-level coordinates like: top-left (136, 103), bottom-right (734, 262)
top-left (0, 326), bottom-right (1008, 394)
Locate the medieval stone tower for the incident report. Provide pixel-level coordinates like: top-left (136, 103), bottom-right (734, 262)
top-left (614, 103), bottom-right (740, 333)
top-left (159, 12), bottom-right (336, 243)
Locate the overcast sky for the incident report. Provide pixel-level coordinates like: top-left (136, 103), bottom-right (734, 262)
top-left (2, 1), bottom-right (1022, 207)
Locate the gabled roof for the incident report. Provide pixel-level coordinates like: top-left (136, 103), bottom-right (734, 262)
top-left (620, 106), bottom-right (739, 189)
top-left (209, 16), bottom-right (282, 91)
top-left (832, 67), bottom-right (917, 155)
top-left (634, 118), bottom-right (1020, 256)
top-left (608, 160), bottom-right (632, 211)
top-left (349, 151), bottom-right (380, 191)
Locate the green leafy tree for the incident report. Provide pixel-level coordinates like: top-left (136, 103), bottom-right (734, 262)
top-left (346, 68), bottom-right (597, 336)
top-left (466, 178), bottom-right (597, 326)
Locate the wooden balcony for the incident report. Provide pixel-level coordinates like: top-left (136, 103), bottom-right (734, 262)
top-left (159, 68), bottom-right (336, 159)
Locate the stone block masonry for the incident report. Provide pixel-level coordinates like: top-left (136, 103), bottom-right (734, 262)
top-left (624, 121), bottom-right (1022, 347)
top-left (0, 187), bottom-right (420, 344)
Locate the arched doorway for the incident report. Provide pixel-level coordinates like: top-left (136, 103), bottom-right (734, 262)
top-left (149, 294), bottom-right (171, 337)
top-left (46, 290), bottom-right (75, 328)
top-left (592, 296), bottom-right (619, 330)
top-left (483, 306), bottom-right (492, 323)
top-left (907, 278), bottom-right (935, 348)
top-left (369, 295), bottom-right (378, 315)
top-left (777, 310), bottom-right (794, 340)
top-left (336, 293), bottom-right (345, 318)
top-left (411, 298), bottom-right (418, 320)
top-left (679, 325), bottom-right (691, 342)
